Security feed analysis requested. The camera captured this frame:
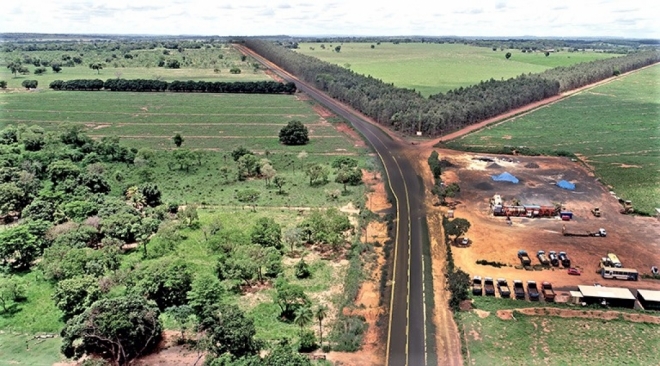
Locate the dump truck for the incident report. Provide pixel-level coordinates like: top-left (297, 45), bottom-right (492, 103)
top-left (562, 225), bottom-right (606, 237)
top-left (549, 251), bottom-right (559, 267)
top-left (541, 282), bottom-right (556, 302)
top-left (559, 251), bottom-right (571, 267)
top-left (497, 278), bottom-right (511, 298)
top-left (537, 250), bottom-right (550, 266)
top-left (527, 280), bottom-right (540, 301)
top-left (619, 200), bottom-right (634, 214)
top-left (518, 250), bottom-right (532, 266)
top-left (591, 207), bottom-right (601, 217)
top-left (484, 277), bottom-right (495, 296)
top-left (472, 276), bottom-right (482, 296)
top-left (513, 280), bottom-right (525, 299)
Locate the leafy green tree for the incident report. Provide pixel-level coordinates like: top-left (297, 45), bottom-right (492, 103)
top-left (448, 268), bottom-right (471, 311)
top-left (331, 157), bottom-right (358, 169)
top-left (101, 213), bottom-right (142, 242)
top-left (0, 225), bottom-right (39, 271)
top-left (0, 183), bottom-right (25, 216)
top-left (230, 67), bottom-right (241, 74)
top-left (279, 120), bottom-right (309, 146)
top-left (294, 259), bottom-right (310, 279)
top-left (0, 275), bottom-right (26, 313)
top-left (505, 52), bottom-right (512, 59)
top-left (47, 160), bottom-right (81, 184)
top-left (21, 198), bottom-right (55, 222)
top-left (305, 164), bottom-right (328, 186)
top-left (334, 45), bottom-right (341, 52)
top-left (263, 339), bottom-right (312, 366)
top-left (236, 189), bottom-right (260, 211)
top-left (52, 63), bottom-right (62, 73)
top-left (89, 62), bottom-right (104, 74)
top-left (260, 163), bottom-right (276, 186)
top-left (443, 217), bottom-right (471, 240)
top-left (293, 306), bottom-right (313, 337)
top-left (6, 60), bottom-right (22, 77)
top-left (187, 273), bottom-right (224, 316)
top-left (34, 67), bottom-right (47, 75)
top-left (0, 80), bottom-right (6, 89)
top-left (128, 259), bottom-right (194, 311)
top-left (198, 304), bottom-right (260, 358)
top-left (21, 79), bottom-right (38, 89)
top-left (53, 275), bottom-right (101, 320)
top-left (231, 146), bottom-right (253, 162)
top-left (298, 330), bottom-right (317, 352)
top-left (177, 204), bottom-right (199, 228)
top-left (272, 176), bottom-right (286, 194)
top-left (140, 183), bottom-right (162, 207)
top-left (172, 133), bottom-right (184, 147)
top-left (274, 278), bottom-right (310, 321)
top-left (250, 217), bottom-right (282, 250)
top-left (166, 59), bottom-right (181, 69)
top-left (166, 305), bottom-right (196, 341)
top-left (237, 154), bottom-right (259, 180)
top-left (283, 227), bottom-right (302, 253)
top-left (173, 149), bottom-right (195, 172)
top-left (61, 296), bottom-right (162, 365)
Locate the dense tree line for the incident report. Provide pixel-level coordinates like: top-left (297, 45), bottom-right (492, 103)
top-left (49, 78), bottom-right (296, 94)
top-left (244, 39), bottom-right (659, 136)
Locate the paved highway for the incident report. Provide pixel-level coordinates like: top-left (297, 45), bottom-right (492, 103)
top-left (236, 44), bottom-right (428, 366)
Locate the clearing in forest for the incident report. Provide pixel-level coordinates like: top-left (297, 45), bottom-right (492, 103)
top-left (296, 42), bottom-right (617, 96)
top-left (445, 64), bottom-right (660, 215)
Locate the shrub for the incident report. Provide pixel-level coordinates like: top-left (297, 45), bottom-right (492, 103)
top-left (230, 67), bottom-right (241, 74)
top-left (279, 120), bottom-right (309, 146)
top-left (294, 259), bottom-right (311, 279)
top-left (21, 79), bottom-right (38, 89)
top-left (0, 80), bottom-right (6, 89)
top-left (298, 330), bottom-right (318, 352)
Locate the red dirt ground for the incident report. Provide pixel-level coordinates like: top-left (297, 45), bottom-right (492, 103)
top-left (412, 147), bottom-right (660, 296)
top-left (495, 307), bottom-right (660, 324)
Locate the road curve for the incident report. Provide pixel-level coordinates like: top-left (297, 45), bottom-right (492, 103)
top-left (235, 44), bottom-right (427, 366)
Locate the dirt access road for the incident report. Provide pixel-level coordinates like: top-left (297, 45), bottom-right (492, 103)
top-left (237, 44), bottom-right (461, 366)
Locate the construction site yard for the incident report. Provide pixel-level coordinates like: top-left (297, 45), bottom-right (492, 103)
top-left (429, 148), bottom-right (660, 295)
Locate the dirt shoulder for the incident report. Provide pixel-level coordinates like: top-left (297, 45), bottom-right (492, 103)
top-left (494, 307), bottom-right (660, 324)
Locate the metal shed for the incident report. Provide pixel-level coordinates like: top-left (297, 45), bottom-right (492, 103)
top-left (578, 285), bottom-right (636, 308)
top-left (637, 289), bottom-right (660, 311)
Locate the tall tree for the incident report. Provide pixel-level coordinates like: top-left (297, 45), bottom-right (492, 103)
top-left (279, 120), bottom-right (309, 146)
top-left (315, 305), bottom-right (328, 346)
top-left (251, 217), bottom-right (282, 250)
top-left (89, 62), bottom-right (104, 74)
top-left (61, 296), bottom-right (162, 365)
top-left (293, 306), bottom-right (313, 337)
top-left (172, 133), bottom-right (184, 147)
top-left (197, 304), bottom-right (260, 358)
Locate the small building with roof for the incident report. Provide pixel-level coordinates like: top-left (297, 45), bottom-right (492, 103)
top-left (637, 289), bottom-right (660, 311)
top-left (578, 285), bottom-right (636, 308)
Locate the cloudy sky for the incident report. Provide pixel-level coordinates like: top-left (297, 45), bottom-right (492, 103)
top-left (2, 0), bottom-right (658, 38)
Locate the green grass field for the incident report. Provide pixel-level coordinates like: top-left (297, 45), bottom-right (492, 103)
top-left (445, 65), bottom-right (660, 215)
top-left (296, 43), bottom-right (618, 96)
top-left (0, 333), bottom-right (64, 366)
top-left (0, 45), bottom-right (269, 89)
top-left (460, 298), bottom-right (660, 365)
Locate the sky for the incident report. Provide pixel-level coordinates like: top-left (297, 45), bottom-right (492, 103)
top-left (2, 0), bottom-right (658, 39)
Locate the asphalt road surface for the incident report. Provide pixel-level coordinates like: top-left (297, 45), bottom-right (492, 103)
top-left (237, 44), bottom-right (428, 366)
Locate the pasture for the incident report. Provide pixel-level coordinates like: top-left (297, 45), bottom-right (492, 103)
top-left (296, 42), bottom-right (617, 96)
top-left (445, 65), bottom-right (660, 215)
top-left (0, 44), bottom-right (269, 88)
top-left (460, 303), bottom-right (660, 365)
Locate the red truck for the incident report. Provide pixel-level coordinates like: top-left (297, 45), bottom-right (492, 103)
top-left (541, 282), bottom-right (556, 302)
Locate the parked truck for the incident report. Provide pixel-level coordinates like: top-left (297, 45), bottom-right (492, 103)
top-left (549, 251), bottom-right (559, 267)
top-left (497, 278), bottom-right (511, 298)
top-left (513, 280), bottom-right (525, 299)
top-left (527, 280), bottom-right (540, 301)
top-left (472, 276), bottom-right (482, 296)
top-left (541, 282), bottom-right (556, 302)
top-left (537, 250), bottom-right (550, 266)
top-left (518, 250), bottom-right (532, 266)
top-left (562, 225), bottom-right (606, 237)
top-left (484, 277), bottom-right (495, 296)
top-left (559, 251), bottom-right (571, 267)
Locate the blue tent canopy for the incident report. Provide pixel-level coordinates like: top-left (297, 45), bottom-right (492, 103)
top-left (557, 180), bottom-right (575, 190)
top-left (491, 172), bottom-right (519, 184)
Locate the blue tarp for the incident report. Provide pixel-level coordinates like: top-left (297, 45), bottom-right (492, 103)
top-left (491, 172), bottom-right (519, 184)
top-left (557, 180), bottom-right (575, 190)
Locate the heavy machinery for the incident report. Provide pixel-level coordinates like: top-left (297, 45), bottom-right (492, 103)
top-left (527, 281), bottom-right (540, 301)
top-left (537, 250), bottom-right (550, 266)
top-left (562, 225), bottom-right (606, 237)
top-left (472, 276), bottom-right (483, 296)
top-left (559, 251), bottom-right (571, 267)
top-left (541, 282), bottom-right (556, 302)
top-left (513, 280), bottom-right (525, 299)
top-left (591, 207), bottom-right (601, 217)
top-left (619, 199), bottom-right (634, 214)
top-left (484, 277), bottom-right (495, 296)
top-left (497, 278), bottom-right (511, 298)
top-left (518, 250), bottom-right (532, 266)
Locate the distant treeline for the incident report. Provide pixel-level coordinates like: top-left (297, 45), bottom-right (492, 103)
top-left (49, 79), bottom-right (297, 94)
top-left (244, 39), bottom-right (660, 136)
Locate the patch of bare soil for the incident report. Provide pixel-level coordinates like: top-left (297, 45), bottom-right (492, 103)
top-left (132, 331), bottom-right (204, 366)
top-left (264, 69), bottom-right (285, 83)
top-left (496, 308), bottom-right (660, 324)
top-left (334, 123), bottom-right (367, 148)
top-left (295, 93), bottom-right (311, 101)
top-left (312, 104), bottom-right (335, 118)
top-left (411, 147), bottom-right (660, 297)
top-left (474, 309), bottom-right (490, 319)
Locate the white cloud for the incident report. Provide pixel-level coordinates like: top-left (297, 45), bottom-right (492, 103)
top-left (1, 0), bottom-right (657, 38)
